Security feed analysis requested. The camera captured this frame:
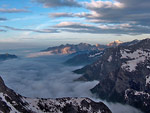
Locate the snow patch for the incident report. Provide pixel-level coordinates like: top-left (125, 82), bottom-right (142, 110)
top-left (146, 76), bottom-right (150, 86)
top-left (108, 55), bottom-right (112, 62)
top-left (121, 49), bottom-right (150, 72)
top-left (147, 66), bottom-right (150, 69)
top-left (0, 93), bottom-right (19, 113)
top-left (89, 52), bottom-right (102, 58)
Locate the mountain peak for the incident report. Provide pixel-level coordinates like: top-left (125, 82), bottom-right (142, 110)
top-left (107, 40), bottom-right (123, 47)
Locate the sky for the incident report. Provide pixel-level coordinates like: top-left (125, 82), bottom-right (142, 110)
top-left (0, 0), bottom-right (150, 45)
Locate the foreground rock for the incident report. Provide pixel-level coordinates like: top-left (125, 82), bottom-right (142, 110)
top-left (0, 76), bottom-right (112, 113)
top-left (74, 38), bottom-right (150, 113)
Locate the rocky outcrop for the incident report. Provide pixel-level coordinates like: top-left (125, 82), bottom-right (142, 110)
top-left (0, 76), bottom-right (112, 113)
top-left (74, 38), bottom-right (150, 113)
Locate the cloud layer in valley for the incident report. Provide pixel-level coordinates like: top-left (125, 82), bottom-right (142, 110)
top-left (0, 49), bottom-right (143, 113)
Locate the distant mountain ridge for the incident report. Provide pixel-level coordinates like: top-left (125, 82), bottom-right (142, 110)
top-left (0, 76), bottom-right (112, 113)
top-left (0, 53), bottom-right (17, 61)
top-left (74, 38), bottom-right (150, 113)
top-left (64, 40), bottom-right (124, 66)
top-left (27, 41), bottom-right (123, 57)
top-left (43, 41), bottom-right (123, 55)
top-left (42, 43), bottom-right (107, 55)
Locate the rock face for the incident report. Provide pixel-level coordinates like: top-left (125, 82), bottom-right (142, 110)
top-left (0, 53), bottom-right (17, 61)
top-left (42, 43), bottom-right (106, 55)
top-left (0, 76), bottom-right (112, 113)
top-left (74, 38), bottom-right (150, 113)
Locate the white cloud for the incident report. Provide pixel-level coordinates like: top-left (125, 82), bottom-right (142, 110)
top-left (0, 8), bottom-right (29, 13)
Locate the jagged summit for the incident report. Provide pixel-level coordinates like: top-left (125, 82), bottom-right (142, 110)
top-left (107, 40), bottom-right (123, 47)
top-left (0, 76), bottom-right (112, 113)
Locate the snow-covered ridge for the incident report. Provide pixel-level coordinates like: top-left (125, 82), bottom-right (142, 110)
top-left (0, 93), bottom-right (18, 113)
top-left (23, 97), bottom-right (94, 113)
top-left (0, 76), bottom-right (112, 113)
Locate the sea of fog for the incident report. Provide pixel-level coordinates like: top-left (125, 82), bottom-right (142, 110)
top-left (0, 48), bottom-right (143, 113)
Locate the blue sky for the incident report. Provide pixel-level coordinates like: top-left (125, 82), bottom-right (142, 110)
top-left (0, 0), bottom-right (150, 46)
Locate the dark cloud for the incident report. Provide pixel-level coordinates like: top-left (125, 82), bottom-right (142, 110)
top-left (49, 12), bottom-right (88, 18)
top-left (0, 25), bottom-right (59, 33)
top-left (49, 12), bottom-right (74, 18)
top-left (0, 17), bottom-right (7, 21)
top-left (84, 0), bottom-right (150, 26)
top-left (0, 8), bottom-right (29, 13)
top-left (48, 0), bottom-right (150, 35)
top-left (32, 0), bottom-right (81, 8)
top-left (54, 22), bottom-right (150, 35)
top-left (0, 29), bottom-right (7, 32)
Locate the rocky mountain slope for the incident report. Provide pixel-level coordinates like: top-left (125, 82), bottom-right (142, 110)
top-left (0, 53), bottom-right (17, 61)
top-left (0, 76), bottom-right (112, 113)
top-left (64, 50), bottom-right (104, 66)
top-left (64, 40), bottom-right (123, 66)
top-left (74, 38), bottom-right (150, 113)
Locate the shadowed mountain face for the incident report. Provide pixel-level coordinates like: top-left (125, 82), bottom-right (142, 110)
top-left (0, 76), bottom-right (112, 113)
top-left (0, 53), bottom-right (17, 61)
top-left (64, 50), bottom-right (104, 66)
top-left (74, 38), bottom-right (150, 113)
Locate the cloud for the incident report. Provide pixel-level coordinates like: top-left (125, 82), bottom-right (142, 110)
top-left (27, 51), bottom-right (54, 58)
top-left (49, 12), bottom-right (74, 18)
top-left (0, 8), bottom-right (29, 13)
top-left (0, 29), bottom-right (7, 32)
top-left (32, 0), bottom-right (81, 8)
top-left (49, 12), bottom-right (88, 18)
top-left (0, 25), bottom-right (59, 33)
top-left (0, 17), bottom-right (7, 21)
top-left (83, 0), bottom-right (150, 26)
top-left (53, 21), bottom-right (150, 35)
top-left (47, 0), bottom-right (150, 35)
